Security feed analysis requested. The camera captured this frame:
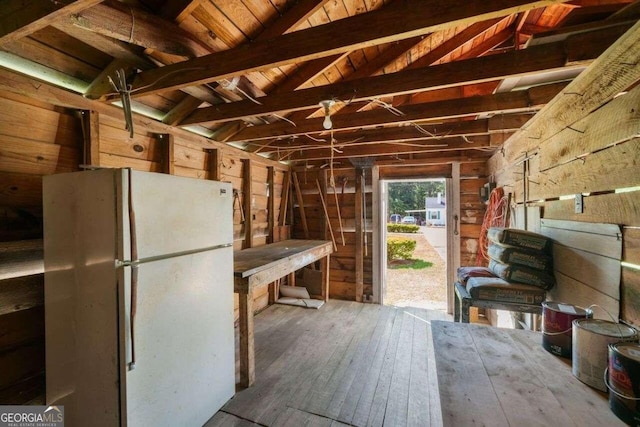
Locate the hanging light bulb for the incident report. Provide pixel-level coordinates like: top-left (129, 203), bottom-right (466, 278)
top-left (323, 115), bottom-right (332, 130)
top-left (319, 100), bottom-right (335, 130)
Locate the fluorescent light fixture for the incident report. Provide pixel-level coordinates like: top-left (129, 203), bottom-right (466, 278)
top-left (0, 51), bottom-right (89, 93)
top-left (227, 141), bottom-right (245, 150)
top-left (621, 261), bottom-right (640, 271)
top-left (112, 99), bottom-right (165, 121)
top-left (615, 186), bottom-right (640, 193)
top-left (182, 125), bottom-right (216, 138)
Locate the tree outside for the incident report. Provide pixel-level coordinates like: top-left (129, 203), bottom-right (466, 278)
top-left (388, 180), bottom-right (445, 221)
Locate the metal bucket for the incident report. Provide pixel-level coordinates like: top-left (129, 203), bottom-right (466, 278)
top-left (607, 342), bottom-right (640, 426)
top-left (542, 302), bottom-right (591, 358)
top-left (572, 319), bottom-right (638, 391)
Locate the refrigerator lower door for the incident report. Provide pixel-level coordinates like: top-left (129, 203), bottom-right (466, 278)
top-left (120, 247), bottom-right (234, 427)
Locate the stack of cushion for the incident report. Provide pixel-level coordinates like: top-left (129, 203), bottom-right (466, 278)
top-left (457, 228), bottom-right (554, 305)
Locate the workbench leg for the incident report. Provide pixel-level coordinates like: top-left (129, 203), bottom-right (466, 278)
top-left (461, 299), bottom-right (471, 324)
top-left (321, 254), bottom-right (330, 302)
top-left (268, 281), bottom-right (277, 304)
top-left (238, 291), bottom-right (255, 388)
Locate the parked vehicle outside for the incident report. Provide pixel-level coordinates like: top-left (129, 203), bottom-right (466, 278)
top-left (389, 214), bottom-right (402, 224)
top-left (401, 215), bottom-right (416, 224)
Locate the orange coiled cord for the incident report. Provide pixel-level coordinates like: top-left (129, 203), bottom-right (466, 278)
top-left (476, 187), bottom-right (509, 265)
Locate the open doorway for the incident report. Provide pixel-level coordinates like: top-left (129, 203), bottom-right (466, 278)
top-left (381, 179), bottom-right (448, 311)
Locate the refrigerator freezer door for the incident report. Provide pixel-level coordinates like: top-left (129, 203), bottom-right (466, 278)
top-left (43, 169), bottom-right (121, 427)
top-left (123, 170), bottom-right (233, 260)
top-left (121, 248), bottom-right (235, 427)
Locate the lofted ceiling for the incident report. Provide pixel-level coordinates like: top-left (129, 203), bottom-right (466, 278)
top-left (1, 0), bottom-right (638, 167)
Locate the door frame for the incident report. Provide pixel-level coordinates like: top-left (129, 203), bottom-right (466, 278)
top-left (373, 171), bottom-right (459, 312)
top-left (446, 162), bottom-right (461, 315)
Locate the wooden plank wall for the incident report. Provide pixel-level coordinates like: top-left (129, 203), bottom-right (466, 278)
top-left (291, 167), bottom-right (374, 301)
top-left (540, 219), bottom-right (622, 320)
top-left (488, 83), bottom-right (640, 328)
top-left (284, 160), bottom-right (490, 303)
top-left (0, 91), bottom-right (286, 403)
top-left (0, 91), bottom-right (80, 404)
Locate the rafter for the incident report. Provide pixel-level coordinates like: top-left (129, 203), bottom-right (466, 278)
top-left (406, 18), bottom-right (505, 70)
top-left (125, 0), bottom-right (571, 98)
top-left (283, 136), bottom-right (495, 162)
top-left (199, 0), bottom-right (336, 140)
top-left (181, 28), bottom-right (618, 126)
top-left (0, 0), bottom-right (103, 45)
top-left (259, 0), bottom-right (330, 40)
top-left (229, 82), bottom-right (567, 142)
top-left (69, 0), bottom-right (209, 58)
top-left (327, 18), bottom-right (506, 118)
top-left (454, 27), bottom-right (515, 60)
top-left (258, 113), bottom-right (533, 154)
top-left (51, 19), bottom-right (153, 70)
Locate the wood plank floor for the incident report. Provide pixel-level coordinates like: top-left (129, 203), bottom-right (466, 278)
top-left (206, 300), bottom-right (451, 427)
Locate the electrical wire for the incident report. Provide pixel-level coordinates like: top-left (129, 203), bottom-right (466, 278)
top-left (476, 187), bottom-right (509, 265)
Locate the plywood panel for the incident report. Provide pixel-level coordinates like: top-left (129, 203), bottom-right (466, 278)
top-left (551, 245), bottom-right (620, 300)
top-left (547, 271), bottom-right (619, 320)
top-left (541, 219), bottom-right (622, 259)
top-left (540, 220), bottom-right (622, 320)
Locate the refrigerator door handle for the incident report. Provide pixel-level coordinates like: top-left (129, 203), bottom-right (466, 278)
top-left (129, 265), bottom-right (138, 371)
top-left (115, 243), bottom-right (233, 268)
top-left (128, 170), bottom-right (138, 371)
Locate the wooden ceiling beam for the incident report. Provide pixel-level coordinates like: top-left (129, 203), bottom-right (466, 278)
top-left (51, 19), bottom-right (154, 70)
top-left (406, 18), bottom-right (504, 70)
top-left (455, 27), bottom-right (516, 60)
top-left (283, 136), bottom-right (494, 162)
top-left (229, 81), bottom-right (567, 142)
top-left (332, 18), bottom-right (507, 117)
top-left (0, 0), bottom-right (103, 45)
top-left (283, 36), bottom-right (429, 121)
top-left (494, 20), bottom-right (640, 163)
top-left (259, 0), bottom-right (330, 40)
top-left (69, 0), bottom-right (209, 58)
top-left (182, 29), bottom-right (617, 126)
top-left (203, 0), bottom-right (336, 140)
top-left (52, 14), bottom-right (226, 106)
top-left (259, 113), bottom-right (532, 153)
top-left (127, 0), bottom-right (571, 97)
top-left (271, 54), bottom-right (349, 94)
top-left (528, 18), bottom-right (637, 45)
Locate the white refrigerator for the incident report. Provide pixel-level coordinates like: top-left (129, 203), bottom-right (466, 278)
top-left (43, 169), bottom-right (235, 427)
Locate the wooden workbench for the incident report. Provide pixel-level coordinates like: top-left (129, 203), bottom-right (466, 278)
top-left (233, 239), bottom-right (333, 388)
top-left (430, 321), bottom-right (624, 426)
